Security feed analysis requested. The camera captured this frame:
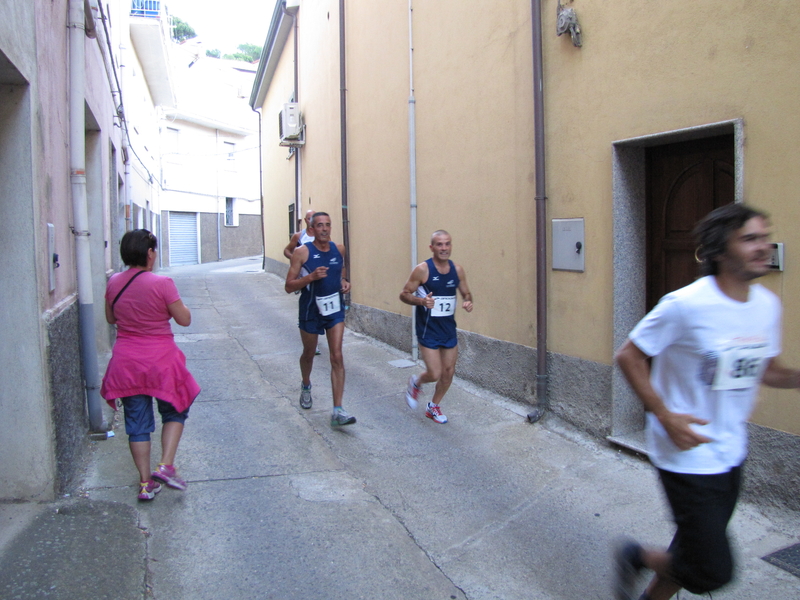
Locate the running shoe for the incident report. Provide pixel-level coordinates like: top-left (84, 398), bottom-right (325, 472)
top-left (315, 346), bottom-right (321, 356)
top-left (425, 402), bottom-right (448, 424)
top-left (405, 375), bottom-right (421, 410)
top-left (300, 384), bottom-right (313, 409)
top-left (138, 479), bottom-right (162, 501)
top-left (613, 539), bottom-right (644, 600)
top-left (331, 408), bottom-right (357, 427)
top-left (151, 463), bottom-right (187, 491)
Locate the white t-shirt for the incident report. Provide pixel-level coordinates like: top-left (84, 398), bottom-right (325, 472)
top-left (629, 276), bottom-right (781, 474)
top-left (299, 229), bottom-right (315, 245)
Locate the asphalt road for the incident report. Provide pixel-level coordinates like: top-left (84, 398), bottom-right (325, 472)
top-left (1, 256), bottom-right (797, 600)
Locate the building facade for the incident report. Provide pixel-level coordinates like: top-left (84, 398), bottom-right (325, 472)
top-left (252, 0), bottom-right (800, 509)
top-left (0, 0), bottom-right (180, 501)
top-left (159, 43), bottom-right (262, 266)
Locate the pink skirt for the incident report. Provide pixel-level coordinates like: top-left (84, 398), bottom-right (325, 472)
top-left (101, 334), bottom-right (200, 413)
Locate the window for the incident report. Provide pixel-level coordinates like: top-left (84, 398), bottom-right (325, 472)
top-left (165, 127), bottom-right (179, 155)
top-left (225, 197), bottom-right (237, 226)
top-left (224, 141), bottom-right (235, 161)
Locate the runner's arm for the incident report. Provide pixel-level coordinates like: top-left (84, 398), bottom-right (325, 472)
top-left (761, 357), bottom-right (800, 389)
top-left (283, 232), bottom-right (302, 259)
top-left (455, 264), bottom-right (473, 312)
top-left (285, 246), bottom-right (328, 293)
top-left (400, 263), bottom-right (433, 308)
top-left (337, 244), bottom-right (351, 293)
top-left (615, 338), bottom-right (711, 450)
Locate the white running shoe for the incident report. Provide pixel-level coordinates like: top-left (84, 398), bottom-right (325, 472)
top-left (405, 375), bottom-right (421, 410)
top-left (425, 402), bottom-right (447, 424)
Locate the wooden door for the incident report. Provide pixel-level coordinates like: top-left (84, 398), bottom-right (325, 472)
top-left (646, 135), bottom-right (735, 310)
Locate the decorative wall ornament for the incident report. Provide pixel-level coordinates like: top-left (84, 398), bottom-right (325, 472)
top-left (556, 1), bottom-right (583, 48)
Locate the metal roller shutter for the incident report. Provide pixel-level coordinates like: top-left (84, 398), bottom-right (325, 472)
top-left (169, 212), bottom-right (199, 265)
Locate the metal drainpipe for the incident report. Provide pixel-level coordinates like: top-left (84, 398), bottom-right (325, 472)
top-left (339, 0), bottom-right (351, 282)
top-left (253, 107), bottom-right (266, 268)
top-left (528, 0), bottom-right (548, 423)
top-left (69, 0), bottom-right (106, 432)
top-left (408, 0), bottom-right (419, 361)
top-left (291, 7), bottom-right (302, 224)
top-left (216, 129), bottom-right (222, 261)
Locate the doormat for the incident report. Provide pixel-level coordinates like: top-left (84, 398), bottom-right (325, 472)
top-left (762, 542), bottom-right (800, 578)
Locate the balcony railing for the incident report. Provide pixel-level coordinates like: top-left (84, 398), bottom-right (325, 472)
top-left (131, 0), bottom-right (162, 18)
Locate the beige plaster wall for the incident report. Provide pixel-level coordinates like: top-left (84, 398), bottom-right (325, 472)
top-left (258, 0), bottom-right (800, 435)
top-left (541, 0), bottom-right (800, 432)
top-left (296, 0), bottom-right (345, 237)
top-left (261, 27), bottom-right (299, 261)
top-left (347, 0), bottom-right (537, 343)
top-left (346, 0), bottom-right (414, 310)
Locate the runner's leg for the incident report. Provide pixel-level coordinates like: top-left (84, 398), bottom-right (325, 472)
top-left (418, 344), bottom-right (443, 386)
top-left (299, 329), bottom-right (319, 387)
top-left (430, 346), bottom-right (458, 405)
top-left (326, 322), bottom-right (346, 408)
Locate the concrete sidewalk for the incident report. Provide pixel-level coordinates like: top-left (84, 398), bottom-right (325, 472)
top-left (1, 256), bottom-right (798, 600)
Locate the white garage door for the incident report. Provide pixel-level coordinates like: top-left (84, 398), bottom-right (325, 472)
top-left (169, 212), bottom-right (199, 266)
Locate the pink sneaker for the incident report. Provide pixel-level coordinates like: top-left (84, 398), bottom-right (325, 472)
top-left (151, 463), bottom-right (187, 491)
top-left (138, 479), bottom-right (161, 501)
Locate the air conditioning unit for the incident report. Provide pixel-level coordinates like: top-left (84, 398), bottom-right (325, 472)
top-left (279, 103), bottom-right (303, 146)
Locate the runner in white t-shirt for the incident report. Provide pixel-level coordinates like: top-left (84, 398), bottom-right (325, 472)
top-left (613, 204), bottom-right (800, 600)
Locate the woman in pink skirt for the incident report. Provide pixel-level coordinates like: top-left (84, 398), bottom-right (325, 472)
top-left (101, 229), bottom-right (200, 501)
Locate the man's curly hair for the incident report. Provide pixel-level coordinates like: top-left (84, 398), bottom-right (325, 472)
top-left (693, 203), bottom-right (768, 277)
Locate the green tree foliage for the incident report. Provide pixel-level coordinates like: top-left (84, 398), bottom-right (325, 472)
top-left (222, 43), bottom-right (262, 63)
top-left (172, 16), bottom-right (197, 43)
top-left (205, 49), bottom-right (221, 58)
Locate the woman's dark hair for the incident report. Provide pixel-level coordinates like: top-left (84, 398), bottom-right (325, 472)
top-left (693, 203), bottom-right (768, 276)
top-left (120, 229), bottom-right (157, 267)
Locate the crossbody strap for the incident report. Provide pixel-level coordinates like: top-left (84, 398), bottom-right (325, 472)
top-left (111, 269), bottom-right (147, 311)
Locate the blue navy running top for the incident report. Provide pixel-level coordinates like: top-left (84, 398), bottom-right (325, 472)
top-left (415, 258), bottom-right (460, 349)
top-left (298, 242), bottom-right (345, 322)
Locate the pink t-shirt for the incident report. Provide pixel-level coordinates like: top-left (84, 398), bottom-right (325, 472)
top-left (101, 268), bottom-right (200, 412)
top-left (106, 269), bottom-right (180, 338)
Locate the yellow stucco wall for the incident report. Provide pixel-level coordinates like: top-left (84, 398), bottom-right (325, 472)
top-left (348, 0), bottom-right (538, 342)
top-left (542, 0), bottom-right (800, 432)
top-left (260, 28), bottom-right (297, 261)
top-left (259, 0), bottom-right (800, 434)
top-left (296, 0), bottom-right (345, 236)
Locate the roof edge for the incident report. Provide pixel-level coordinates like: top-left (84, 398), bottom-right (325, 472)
top-left (249, 0), bottom-right (298, 110)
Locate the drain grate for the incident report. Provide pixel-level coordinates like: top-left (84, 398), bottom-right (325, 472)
top-left (762, 542), bottom-right (800, 578)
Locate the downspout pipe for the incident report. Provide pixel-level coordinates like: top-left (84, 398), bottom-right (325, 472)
top-left (528, 0), bottom-right (548, 423)
top-left (69, 0), bottom-right (106, 432)
top-left (339, 0), bottom-right (351, 281)
top-left (290, 6), bottom-right (301, 229)
top-left (253, 106), bottom-right (265, 268)
top-left (216, 129), bottom-right (222, 261)
top-left (408, 0), bottom-right (419, 361)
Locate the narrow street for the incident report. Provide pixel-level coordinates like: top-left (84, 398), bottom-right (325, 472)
top-left (2, 257), bottom-right (798, 600)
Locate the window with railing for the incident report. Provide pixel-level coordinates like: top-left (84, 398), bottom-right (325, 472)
top-left (131, 0), bottom-right (161, 18)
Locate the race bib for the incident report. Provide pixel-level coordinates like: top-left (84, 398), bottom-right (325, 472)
top-left (712, 342), bottom-right (769, 391)
top-left (315, 291), bottom-right (341, 316)
top-left (430, 295), bottom-right (457, 317)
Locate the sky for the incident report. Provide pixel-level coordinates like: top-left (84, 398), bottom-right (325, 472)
top-left (165, 0), bottom-right (274, 55)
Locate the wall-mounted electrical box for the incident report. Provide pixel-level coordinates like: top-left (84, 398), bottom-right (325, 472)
top-left (767, 242), bottom-right (784, 271)
top-left (552, 218), bottom-right (585, 272)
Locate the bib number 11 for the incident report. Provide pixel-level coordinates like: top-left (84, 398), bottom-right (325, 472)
top-left (316, 292), bottom-right (341, 316)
